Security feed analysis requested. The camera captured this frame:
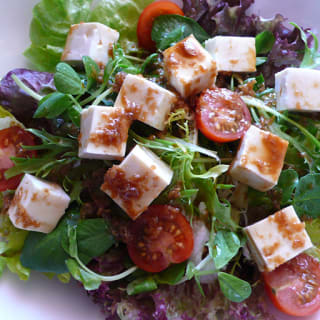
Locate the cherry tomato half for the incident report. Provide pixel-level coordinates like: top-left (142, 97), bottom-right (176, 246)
top-left (137, 1), bottom-right (184, 51)
top-left (263, 253), bottom-right (320, 317)
top-left (196, 88), bottom-right (251, 143)
top-left (0, 126), bottom-right (37, 191)
top-left (127, 205), bottom-right (194, 273)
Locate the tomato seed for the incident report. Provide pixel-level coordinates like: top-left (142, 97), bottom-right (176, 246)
top-left (176, 242), bottom-right (184, 248)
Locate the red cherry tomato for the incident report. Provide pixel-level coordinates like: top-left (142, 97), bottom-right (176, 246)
top-left (137, 1), bottom-right (184, 51)
top-left (0, 126), bottom-right (37, 191)
top-left (263, 253), bottom-right (320, 317)
top-left (127, 205), bottom-right (194, 272)
top-left (196, 88), bottom-right (251, 143)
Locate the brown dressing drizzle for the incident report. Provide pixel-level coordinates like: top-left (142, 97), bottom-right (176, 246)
top-left (101, 166), bottom-right (150, 219)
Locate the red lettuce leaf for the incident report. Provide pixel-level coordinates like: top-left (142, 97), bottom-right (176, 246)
top-left (0, 68), bottom-right (55, 126)
top-left (183, 0), bottom-right (307, 86)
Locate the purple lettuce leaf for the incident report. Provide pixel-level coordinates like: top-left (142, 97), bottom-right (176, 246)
top-left (226, 284), bottom-right (276, 320)
top-left (0, 68), bottom-right (55, 125)
top-left (87, 273), bottom-right (275, 320)
top-left (151, 281), bottom-right (221, 320)
top-left (183, 0), bottom-right (209, 21)
top-left (183, 0), bottom-right (307, 86)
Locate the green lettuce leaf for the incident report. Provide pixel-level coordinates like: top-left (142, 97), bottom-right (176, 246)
top-left (90, 0), bottom-right (154, 50)
top-left (25, 0), bottom-right (93, 71)
top-left (24, 0), bottom-right (153, 72)
top-left (306, 218), bottom-right (320, 247)
top-left (0, 215), bottom-right (30, 280)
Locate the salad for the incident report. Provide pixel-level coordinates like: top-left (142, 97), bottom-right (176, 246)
top-left (1, 0), bottom-right (320, 319)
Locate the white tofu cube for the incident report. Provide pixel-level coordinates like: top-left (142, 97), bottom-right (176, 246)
top-left (8, 174), bottom-right (70, 233)
top-left (275, 68), bottom-right (320, 111)
top-left (244, 206), bottom-right (313, 272)
top-left (205, 36), bottom-right (256, 72)
top-left (78, 106), bottom-right (130, 160)
top-left (101, 145), bottom-right (173, 220)
top-left (114, 74), bottom-right (177, 131)
top-left (61, 22), bottom-right (119, 67)
top-left (229, 125), bottom-right (288, 192)
top-left (163, 34), bottom-right (217, 98)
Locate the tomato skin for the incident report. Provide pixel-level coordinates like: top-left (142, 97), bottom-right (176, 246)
top-left (196, 88), bottom-right (251, 143)
top-left (263, 253), bottom-right (320, 317)
top-left (127, 205), bottom-right (194, 273)
top-left (0, 126), bottom-right (37, 191)
top-left (137, 1), bottom-right (184, 51)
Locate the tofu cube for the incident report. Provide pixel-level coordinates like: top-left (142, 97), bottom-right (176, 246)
top-left (205, 36), bottom-right (256, 72)
top-left (114, 74), bottom-right (177, 131)
top-left (229, 125), bottom-right (288, 192)
top-left (244, 206), bottom-right (313, 272)
top-left (8, 174), bottom-right (70, 233)
top-left (275, 68), bottom-right (320, 111)
top-left (101, 145), bottom-right (173, 220)
top-left (61, 22), bottom-right (119, 67)
top-left (78, 106), bottom-right (130, 160)
top-left (163, 34), bottom-right (217, 98)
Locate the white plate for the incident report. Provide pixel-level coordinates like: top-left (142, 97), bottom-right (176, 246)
top-left (0, 0), bottom-right (320, 319)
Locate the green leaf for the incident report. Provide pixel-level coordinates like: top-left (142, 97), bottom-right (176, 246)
top-left (275, 169), bottom-right (299, 205)
top-left (24, 44), bottom-right (63, 72)
top-left (79, 268), bottom-right (102, 290)
top-left (0, 215), bottom-right (30, 280)
top-left (75, 219), bottom-right (115, 263)
top-left (54, 63), bottom-right (84, 95)
top-left (211, 230), bottom-right (241, 269)
top-left (89, 0), bottom-right (154, 50)
top-left (255, 31), bottom-right (275, 55)
top-left (218, 272), bottom-right (252, 302)
top-left (213, 193), bottom-right (238, 230)
top-left (0, 257), bottom-right (6, 278)
top-left (140, 53), bottom-right (159, 74)
top-left (127, 277), bottom-right (158, 295)
top-left (26, 128), bottom-right (77, 150)
top-left (155, 262), bottom-right (186, 285)
top-left (6, 128), bottom-right (78, 179)
top-left (20, 218), bottom-right (69, 274)
top-left (65, 229), bottom-right (137, 287)
top-left (291, 22), bottom-right (320, 69)
top-left (2, 229), bottom-right (28, 255)
top-left (34, 92), bottom-right (72, 119)
top-left (306, 218), bottom-right (320, 247)
top-left (62, 219), bottom-right (115, 264)
top-left (65, 259), bottom-right (81, 280)
top-left (5, 254), bottom-right (30, 281)
top-left (67, 226), bottom-right (78, 258)
top-left (83, 56), bottom-right (100, 90)
top-left (6, 155), bottom-right (78, 179)
top-left (256, 57), bottom-right (267, 66)
top-left (66, 258), bottom-right (101, 290)
top-left (186, 261), bottom-right (196, 280)
top-left (24, 0), bottom-right (93, 71)
top-left (191, 164), bottom-right (229, 180)
top-left (293, 173), bottom-right (320, 218)
top-left (0, 105), bottom-right (15, 119)
top-left (67, 103), bottom-right (82, 127)
top-left (152, 15), bottom-right (210, 50)
top-left (57, 272), bottom-right (71, 283)
top-left (158, 26), bottom-right (186, 51)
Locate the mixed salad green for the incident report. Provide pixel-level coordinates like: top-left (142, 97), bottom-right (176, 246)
top-left (1, 0), bottom-right (320, 319)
